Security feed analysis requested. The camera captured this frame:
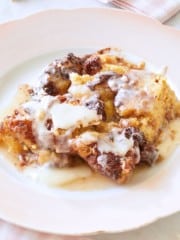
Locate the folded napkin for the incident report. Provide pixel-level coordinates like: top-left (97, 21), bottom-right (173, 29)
top-left (99, 0), bottom-right (180, 22)
top-left (0, 219), bottom-right (92, 240)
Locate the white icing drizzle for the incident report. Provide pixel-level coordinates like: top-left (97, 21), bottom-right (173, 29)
top-left (22, 93), bottom-right (101, 148)
top-left (77, 131), bottom-right (98, 144)
top-left (97, 128), bottom-right (134, 156)
top-left (108, 69), bottom-right (156, 111)
top-left (23, 95), bottom-right (55, 148)
top-left (23, 95), bottom-right (55, 114)
top-left (68, 84), bottom-right (92, 98)
top-left (50, 103), bottom-right (101, 129)
top-left (116, 88), bottom-right (153, 111)
top-left (78, 129), bottom-right (135, 157)
top-left (108, 75), bottom-right (128, 91)
top-left (97, 155), bottom-right (108, 170)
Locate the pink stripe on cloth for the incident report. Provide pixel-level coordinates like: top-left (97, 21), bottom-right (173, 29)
top-left (124, 0), bottom-right (180, 22)
top-left (100, 0), bottom-right (180, 22)
top-left (0, 219), bottom-right (93, 240)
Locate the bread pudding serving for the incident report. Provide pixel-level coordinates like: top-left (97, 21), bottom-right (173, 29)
top-left (0, 48), bottom-right (179, 184)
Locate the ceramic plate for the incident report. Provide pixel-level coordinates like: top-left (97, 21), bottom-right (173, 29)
top-left (0, 8), bottom-right (180, 235)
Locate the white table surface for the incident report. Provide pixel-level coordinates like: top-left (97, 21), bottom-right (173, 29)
top-left (0, 0), bottom-right (180, 239)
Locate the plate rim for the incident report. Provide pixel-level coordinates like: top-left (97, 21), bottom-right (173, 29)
top-left (0, 8), bottom-right (179, 235)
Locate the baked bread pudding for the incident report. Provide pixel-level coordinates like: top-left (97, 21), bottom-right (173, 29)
top-left (0, 48), bottom-right (179, 184)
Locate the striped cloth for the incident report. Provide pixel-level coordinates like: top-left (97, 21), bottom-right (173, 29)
top-left (0, 219), bottom-right (92, 240)
top-left (100, 0), bottom-right (180, 22)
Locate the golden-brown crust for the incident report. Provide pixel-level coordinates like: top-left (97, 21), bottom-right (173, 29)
top-left (0, 112), bottom-right (36, 154)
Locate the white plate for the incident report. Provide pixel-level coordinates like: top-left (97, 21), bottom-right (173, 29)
top-left (0, 8), bottom-right (180, 235)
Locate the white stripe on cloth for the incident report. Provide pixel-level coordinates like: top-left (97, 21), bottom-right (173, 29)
top-left (99, 0), bottom-right (180, 22)
top-left (0, 219), bottom-right (93, 240)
